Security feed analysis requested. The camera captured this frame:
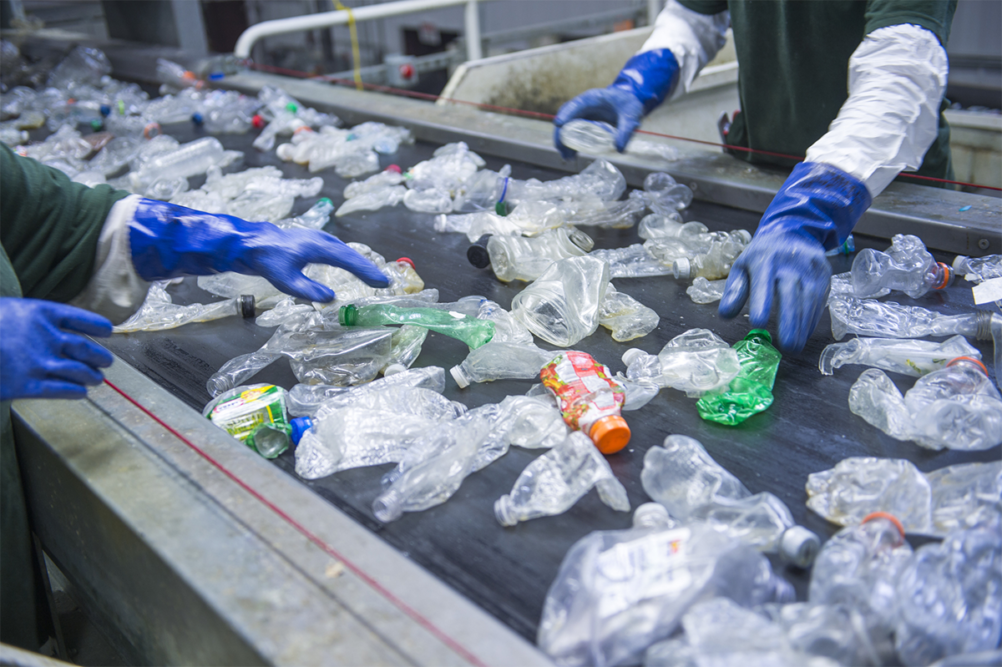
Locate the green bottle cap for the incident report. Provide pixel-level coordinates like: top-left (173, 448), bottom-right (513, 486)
top-left (746, 329), bottom-right (772, 343)
top-left (286, 102), bottom-right (298, 113)
top-left (339, 304), bottom-right (358, 326)
top-left (89, 118), bottom-right (103, 131)
top-left (495, 201), bottom-right (509, 216)
top-left (318, 197), bottom-right (331, 205)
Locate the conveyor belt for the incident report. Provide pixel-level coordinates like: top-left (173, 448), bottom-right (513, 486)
top-left (101, 123), bottom-right (1000, 641)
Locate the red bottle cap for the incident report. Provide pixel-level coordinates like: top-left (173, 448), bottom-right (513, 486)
top-left (252, 114), bottom-right (265, 129)
top-left (396, 257), bottom-right (415, 269)
top-left (385, 164), bottom-right (402, 174)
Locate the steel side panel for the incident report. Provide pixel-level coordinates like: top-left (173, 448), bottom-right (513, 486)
top-left (219, 71), bottom-right (1001, 256)
top-left (12, 356), bottom-right (552, 667)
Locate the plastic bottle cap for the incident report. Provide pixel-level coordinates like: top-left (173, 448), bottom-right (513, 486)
top-left (383, 363), bottom-right (406, 376)
top-left (495, 201), bottom-right (509, 217)
top-left (239, 295), bottom-right (256, 318)
top-left (861, 512), bottom-right (906, 545)
top-left (339, 304), bottom-right (358, 326)
top-left (673, 258), bottom-right (691, 280)
top-left (589, 416), bottom-right (630, 454)
top-left (450, 365), bottom-right (470, 389)
top-left (952, 255), bottom-right (968, 271)
top-left (467, 234), bottom-right (492, 269)
top-left (89, 119), bottom-right (103, 131)
top-left (143, 123), bottom-right (161, 139)
top-left (396, 257), bottom-right (415, 269)
top-left (290, 416), bottom-right (313, 445)
top-left (622, 348), bottom-right (646, 366)
top-left (933, 262), bottom-right (954, 290)
top-left (746, 329), bottom-right (772, 343)
top-left (947, 356), bottom-right (988, 375)
top-left (191, 112), bottom-right (204, 125)
top-left (252, 114), bottom-right (265, 129)
top-left (779, 526), bottom-right (821, 568)
top-left (99, 104), bottom-right (111, 117)
top-left (632, 502), bottom-right (671, 529)
top-left (568, 229), bottom-right (595, 253)
top-left (209, 72), bottom-right (225, 81)
top-left (286, 102), bottom-right (299, 113)
top-left (385, 164), bottom-right (402, 174)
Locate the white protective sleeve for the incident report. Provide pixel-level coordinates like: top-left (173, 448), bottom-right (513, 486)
top-left (638, 0), bottom-right (730, 102)
top-left (806, 24), bottom-right (949, 198)
top-left (69, 194), bottom-right (151, 325)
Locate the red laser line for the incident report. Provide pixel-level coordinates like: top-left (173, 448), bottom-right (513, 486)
top-left (102, 378), bottom-right (488, 667)
top-left (241, 61), bottom-right (1002, 192)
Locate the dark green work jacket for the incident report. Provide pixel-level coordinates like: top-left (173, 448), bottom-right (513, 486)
top-left (679, 0), bottom-right (956, 180)
top-left (1, 143), bottom-right (127, 649)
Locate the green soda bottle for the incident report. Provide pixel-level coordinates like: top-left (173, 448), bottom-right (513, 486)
top-left (696, 329), bottom-right (781, 425)
top-left (339, 304), bottom-right (495, 349)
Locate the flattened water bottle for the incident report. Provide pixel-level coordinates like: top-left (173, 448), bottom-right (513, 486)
top-left (339, 303), bottom-right (495, 349)
top-left (697, 329), bottom-right (781, 425)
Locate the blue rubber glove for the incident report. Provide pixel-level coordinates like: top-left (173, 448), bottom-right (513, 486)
top-left (554, 49), bottom-right (680, 160)
top-left (718, 162), bottom-right (872, 352)
top-left (129, 199), bottom-right (390, 303)
top-left (0, 298), bottom-right (114, 401)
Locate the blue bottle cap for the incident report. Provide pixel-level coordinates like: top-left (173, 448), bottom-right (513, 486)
top-left (290, 416), bottom-right (313, 445)
top-left (209, 72), bottom-right (225, 81)
top-left (191, 112), bottom-right (204, 125)
top-left (99, 104), bottom-right (111, 117)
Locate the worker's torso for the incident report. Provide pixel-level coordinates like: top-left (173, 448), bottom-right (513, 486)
top-left (680, 0), bottom-right (956, 182)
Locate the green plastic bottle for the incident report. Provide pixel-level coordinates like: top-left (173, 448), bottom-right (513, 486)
top-left (339, 304), bottom-right (495, 349)
top-left (696, 329), bottom-right (781, 425)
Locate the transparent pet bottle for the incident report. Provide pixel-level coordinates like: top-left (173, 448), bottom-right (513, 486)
top-left (511, 256), bottom-right (610, 347)
top-left (486, 227), bottom-right (594, 282)
top-left (851, 234), bottom-right (954, 298)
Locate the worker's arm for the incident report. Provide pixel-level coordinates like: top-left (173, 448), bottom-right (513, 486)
top-left (719, 7), bottom-right (952, 353)
top-left (553, 0), bottom-right (729, 158)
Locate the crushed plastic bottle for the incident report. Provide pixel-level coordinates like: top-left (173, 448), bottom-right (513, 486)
top-left (810, 513), bottom-right (913, 646)
top-left (894, 528), bottom-right (1002, 667)
top-left (807, 457), bottom-right (1002, 537)
top-left (286, 366), bottom-right (446, 416)
top-left (338, 303), bottom-right (494, 348)
top-left (696, 329), bottom-right (781, 425)
top-left (953, 254), bottom-right (1002, 284)
top-left (590, 243), bottom-right (674, 279)
top-left (336, 184), bottom-right (407, 217)
top-left (538, 521), bottom-right (794, 667)
top-left (474, 298), bottom-right (533, 345)
top-left (450, 343), bottom-right (555, 388)
top-left (849, 357), bottom-right (1002, 450)
top-left (495, 431), bottom-right (630, 526)
top-left (641, 435), bottom-right (819, 566)
top-left (671, 230), bottom-right (753, 282)
top-left (129, 136), bottom-right (242, 191)
top-left (686, 276), bottom-right (726, 304)
top-left (276, 197), bottom-right (334, 230)
top-left (485, 227), bottom-right (594, 282)
top-left (203, 383), bottom-right (292, 458)
top-left (566, 190), bottom-right (650, 229)
top-left (541, 351), bottom-right (630, 454)
top-left (507, 158), bottom-right (626, 205)
top-left (559, 120), bottom-right (680, 162)
top-left (512, 256), bottom-right (610, 347)
top-left (851, 234), bottom-right (954, 298)
top-left (113, 282), bottom-right (255, 333)
top-left (819, 335), bottom-right (981, 377)
top-left (656, 329), bottom-right (742, 397)
top-left (825, 234), bottom-right (856, 257)
top-left (598, 285), bottom-right (660, 342)
top-left (827, 294), bottom-right (999, 346)
top-left (637, 212), bottom-right (692, 240)
top-left (403, 187), bottom-right (453, 213)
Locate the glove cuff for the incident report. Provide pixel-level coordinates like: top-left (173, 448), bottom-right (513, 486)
top-left (129, 198), bottom-right (251, 280)
top-left (756, 162), bottom-right (872, 251)
top-left (610, 50), bottom-right (681, 115)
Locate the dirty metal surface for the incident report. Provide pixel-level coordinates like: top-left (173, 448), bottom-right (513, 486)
top-left (100, 124), bottom-right (1001, 642)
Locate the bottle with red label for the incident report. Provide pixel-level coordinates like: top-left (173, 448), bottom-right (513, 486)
top-left (540, 351), bottom-right (631, 454)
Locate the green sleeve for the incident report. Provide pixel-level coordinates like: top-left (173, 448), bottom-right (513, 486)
top-left (865, 0), bottom-right (957, 45)
top-left (0, 143), bottom-right (130, 303)
top-left (676, 0), bottom-right (729, 16)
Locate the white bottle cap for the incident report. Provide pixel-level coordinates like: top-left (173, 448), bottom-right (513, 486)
top-left (780, 526), bottom-right (821, 568)
top-left (276, 143), bottom-right (295, 161)
top-left (383, 363), bottom-right (407, 377)
top-left (622, 348), bottom-right (646, 366)
top-left (450, 365), bottom-right (470, 389)
top-left (632, 503), bottom-right (672, 529)
top-left (952, 255), bottom-right (968, 271)
top-left (673, 258), bottom-right (691, 280)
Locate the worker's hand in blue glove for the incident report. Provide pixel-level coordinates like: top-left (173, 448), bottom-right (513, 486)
top-left (0, 298), bottom-right (114, 401)
top-left (718, 162), bottom-right (872, 352)
top-left (129, 199), bottom-right (390, 303)
top-left (553, 49), bottom-right (680, 160)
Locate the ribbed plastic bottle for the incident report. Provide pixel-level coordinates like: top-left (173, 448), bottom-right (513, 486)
top-left (696, 329), bottom-right (781, 425)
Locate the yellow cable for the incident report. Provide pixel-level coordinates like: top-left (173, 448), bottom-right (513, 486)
top-left (333, 1), bottom-right (364, 90)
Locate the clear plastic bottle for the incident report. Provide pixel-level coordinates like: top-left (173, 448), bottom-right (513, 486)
top-left (113, 282), bottom-right (255, 333)
top-left (276, 197), bottom-right (334, 230)
top-left (450, 343), bottom-right (555, 388)
top-left (809, 513), bottom-right (914, 650)
top-left (819, 335), bottom-right (981, 377)
top-left (403, 187), bottom-right (453, 213)
top-left (130, 137), bottom-right (241, 189)
top-left (686, 277), bottom-right (726, 304)
top-left (486, 227), bottom-right (594, 282)
top-left (849, 358), bottom-right (1002, 451)
top-left (286, 366), bottom-right (446, 416)
top-left (851, 234), bottom-right (954, 298)
top-left (541, 351), bottom-right (631, 454)
top-left (512, 256), bottom-right (610, 347)
top-left (538, 521), bottom-right (794, 667)
top-left (494, 431), bottom-right (630, 526)
top-left (641, 435), bottom-right (819, 566)
top-left (696, 329), bottom-right (781, 426)
top-left (671, 230), bottom-right (752, 282)
top-left (590, 243), bottom-right (674, 279)
top-left (559, 119), bottom-right (617, 154)
top-left (598, 285), bottom-right (660, 342)
top-left (335, 184), bottom-right (406, 217)
top-left (343, 167), bottom-right (404, 199)
top-left (894, 528), bottom-right (1002, 667)
top-left (339, 303), bottom-right (495, 349)
top-left (637, 212), bottom-right (692, 240)
top-left (566, 190), bottom-right (650, 229)
top-left (644, 172), bottom-right (694, 213)
top-left (953, 254), bottom-right (1002, 284)
top-left (828, 294), bottom-right (993, 342)
top-left (657, 329), bottom-right (742, 397)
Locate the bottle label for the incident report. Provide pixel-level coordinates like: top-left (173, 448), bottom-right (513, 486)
top-left (208, 384), bottom-right (289, 441)
top-left (540, 351), bottom-right (625, 432)
top-left (595, 527), bottom-right (693, 616)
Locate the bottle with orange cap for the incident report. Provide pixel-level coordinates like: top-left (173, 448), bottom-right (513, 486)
top-left (850, 233), bottom-right (954, 299)
top-left (540, 351), bottom-right (631, 454)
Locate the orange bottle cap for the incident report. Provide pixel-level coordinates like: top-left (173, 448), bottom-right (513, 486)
top-left (947, 356), bottom-right (988, 375)
top-left (861, 512), bottom-right (905, 545)
top-left (590, 416), bottom-right (630, 454)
